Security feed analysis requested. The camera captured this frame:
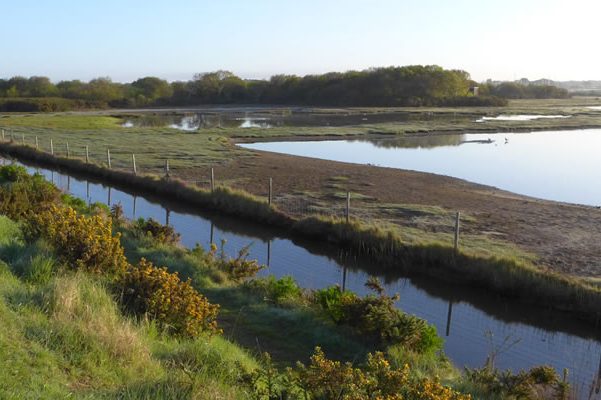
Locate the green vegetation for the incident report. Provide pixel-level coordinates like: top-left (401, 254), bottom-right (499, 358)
top-left (0, 97), bottom-right (104, 112)
top-left (0, 165), bottom-right (570, 399)
top-left (0, 139), bottom-right (599, 326)
top-left (1, 67), bottom-right (575, 111)
top-left (0, 114), bottom-right (121, 129)
top-left (479, 82), bottom-right (570, 99)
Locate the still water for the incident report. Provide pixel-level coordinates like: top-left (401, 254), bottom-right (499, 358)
top-left (240, 129), bottom-right (601, 206)
top-left (121, 110), bottom-right (460, 130)
top-left (4, 158), bottom-right (600, 399)
top-left (476, 114), bottom-right (570, 122)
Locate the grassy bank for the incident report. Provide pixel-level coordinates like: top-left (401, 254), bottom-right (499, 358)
top-left (0, 216), bottom-right (257, 399)
top-left (0, 140), bottom-right (600, 328)
top-left (0, 172), bottom-right (479, 399)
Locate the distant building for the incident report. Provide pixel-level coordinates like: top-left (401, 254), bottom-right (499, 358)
top-left (468, 86), bottom-right (479, 96)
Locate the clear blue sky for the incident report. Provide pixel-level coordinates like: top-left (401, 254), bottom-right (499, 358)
top-left (1, 0), bottom-right (599, 82)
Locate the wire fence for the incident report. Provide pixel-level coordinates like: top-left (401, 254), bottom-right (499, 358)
top-left (0, 127), bottom-right (465, 249)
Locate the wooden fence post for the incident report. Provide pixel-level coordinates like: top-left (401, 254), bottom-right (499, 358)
top-left (164, 159), bottom-right (170, 178)
top-left (85, 146), bottom-right (89, 163)
top-left (1, 129), bottom-right (4, 141)
top-left (66, 142), bottom-right (70, 158)
top-left (210, 167), bottom-right (215, 192)
top-left (268, 177), bottom-right (273, 205)
top-left (346, 191), bottom-right (351, 223)
top-left (50, 139), bottom-right (54, 155)
top-left (21, 134), bottom-right (24, 145)
top-left (454, 211), bottom-right (461, 253)
top-left (35, 136), bottom-right (38, 150)
top-left (106, 148), bottom-right (111, 169)
top-left (132, 154), bottom-right (137, 175)
top-left (10, 131), bottom-right (14, 143)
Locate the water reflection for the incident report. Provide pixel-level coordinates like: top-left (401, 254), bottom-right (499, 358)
top-left (120, 110), bottom-right (462, 130)
top-left (240, 129), bottom-right (601, 206)
top-left (357, 134), bottom-right (465, 149)
top-left (476, 114), bottom-right (570, 122)
top-left (2, 156), bottom-right (600, 399)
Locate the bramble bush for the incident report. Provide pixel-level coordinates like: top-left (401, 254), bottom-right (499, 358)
top-left (25, 204), bottom-right (128, 275)
top-left (118, 258), bottom-right (221, 337)
top-left (314, 278), bottom-right (442, 353)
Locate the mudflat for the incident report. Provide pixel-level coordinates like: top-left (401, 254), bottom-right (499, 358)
top-left (180, 145), bottom-right (601, 280)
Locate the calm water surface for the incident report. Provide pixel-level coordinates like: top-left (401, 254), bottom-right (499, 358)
top-left (4, 158), bottom-right (600, 399)
top-left (241, 129), bottom-right (601, 206)
top-left (121, 111), bottom-right (460, 130)
top-left (476, 114), bottom-right (570, 122)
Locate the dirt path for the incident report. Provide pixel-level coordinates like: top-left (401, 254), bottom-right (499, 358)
top-left (179, 149), bottom-right (601, 279)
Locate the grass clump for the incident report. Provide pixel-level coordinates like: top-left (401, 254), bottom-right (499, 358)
top-left (246, 275), bottom-right (303, 305)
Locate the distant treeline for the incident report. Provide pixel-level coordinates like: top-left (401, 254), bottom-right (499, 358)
top-left (0, 66), bottom-right (570, 111)
top-left (478, 82), bottom-right (570, 99)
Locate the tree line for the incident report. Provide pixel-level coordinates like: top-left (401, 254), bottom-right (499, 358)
top-left (0, 65), bottom-right (570, 111)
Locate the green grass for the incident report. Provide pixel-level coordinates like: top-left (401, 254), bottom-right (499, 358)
top-left (120, 228), bottom-right (372, 365)
top-left (0, 97), bottom-right (600, 173)
top-left (0, 114), bottom-right (122, 130)
top-left (0, 217), bottom-right (253, 399)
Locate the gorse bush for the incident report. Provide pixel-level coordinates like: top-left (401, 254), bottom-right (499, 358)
top-left (118, 258), bottom-right (220, 337)
top-left (464, 365), bottom-right (568, 399)
top-left (132, 217), bottom-right (180, 245)
top-left (0, 165), bottom-right (60, 220)
top-left (0, 165), bottom-right (224, 339)
top-left (26, 205), bottom-right (128, 275)
top-left (243, 347), bottom-right (471, 400)
top-left (315, 278), bottom-right (442, 353)
top-left (0, 164), bottom-right (29, 182)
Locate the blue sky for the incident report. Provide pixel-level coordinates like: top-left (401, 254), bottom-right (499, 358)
top-left (1, 0), bottom-right (600, 82)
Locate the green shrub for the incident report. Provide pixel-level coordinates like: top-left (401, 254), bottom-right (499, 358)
top-left (211, 241), bottom-right (264, 282)
top-left (464, 364), bottom-right (567, 399)
top-left (0, 166), bottom-right (60, 220)
top-left (247, 275), bottom-right (303, 304)
top-left (243, 347), bottom-right (471, 400)
top-left (133, 217), bottom-right (180, 245)
top-left (0, 164), bottom-right (29, 182)
top-left (314, 279), bottom-right (442, 353)
top-left (118, 258), bottom-right (220, 337)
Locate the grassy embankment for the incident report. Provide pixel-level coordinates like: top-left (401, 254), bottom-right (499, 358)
top-left (0, 108), bottom-right (600, 325)
top-left (0, 216), bottom-right (257, 399)
top-left (0, 166), bottom-right (571, 399)
top-left (0, 168), bottom-right (478, 399)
